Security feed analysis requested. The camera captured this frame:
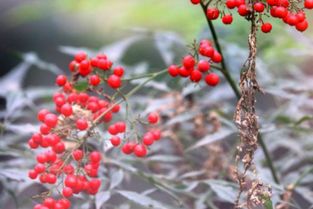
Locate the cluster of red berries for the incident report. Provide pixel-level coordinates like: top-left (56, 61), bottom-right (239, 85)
top-left (168, 39), bottom-right (221, 86)
top-left (28, 52), bottom-right (162, 209)
top-left (190, 0), bottom-right (311, 33)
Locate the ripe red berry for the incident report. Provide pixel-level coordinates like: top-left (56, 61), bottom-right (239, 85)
top-left (28, 139), bottom-right (39, 149)
top-left (108, 124), bottom-right (119, 135)
top-left (168, 65), bottom-right (179, 77)
top-left (148, 112), bottom-right (159, 124)
top-left (182, 55), bottom-right (195, 69)
top-left (34, 163), bottom-right (46, 173)
top-left (38, 109), bottom-right (49, 122)
top-left (206, 8), bottom-right (219, 20)
top-left (76, 119), bottom-right (88, 130)
top-left (261, 23), bottom-right (272, 33)
top-left (43, 197), bottom-right (56, 208)
top-left (107, 74), bottom-right (122, 89)
top-left (65, 175), bottom-right (77, 188)
top-left (305, 0), bottom-right (313, 9)
top-left (40, 124), bottom-right (51, 135)
top-left (89, 151), bottom-right (101, 163)
top-left (122, 142), bottom-right (135, 154)
top-left (62, 187), bottom-right (73, 198)
top-left (32, 133), bottom-right (43, 144)
top-left (113, 66), bottom-right (124, 77)
top-left (115, 121), bottom-right (126, 133)
top-left (44, 113), bottom-right (58, 128)
top-left (36, 154), bottom-right (47, 163)
top-left (56, 75), bottom-right (67, 86)
top-left (226, 0), bottom-right (237, 9)
top-left (222, 14), bottom-right (233, 24)
top-left (28, 170), bottom-right (38, 179)
top-left (47, 173), bottom-right (57, 184)
top-left (58, 198), bottom-right (71, 209)
top-left (110, 136), bottom-right (121, 146)
top-left (61, 103), bottom-right (73, 117)
top-left (190, 0), bottom-right (201, 4)
top-left (178, 67), bottom-right (191, 77)
top-left (190, 70), bottom-right (202, 82)
top-left (237, 4), bottom-right (249, 16)
top-left (89, 75), bottom-right (101, 86)
top-left (296, 20), bottom-right (308, 32)
top-left (151, 129), bottom-right (161, 140)
top-left (79, 60), bottom-right (91, 77)
top-left (69, 60), bottom-right (77, 72)
top-left (205, 73), bottom-right (220, 86)
top-left (212, 51), bottom-right (222, 63)
top-left (72, 149), bottom-right (84, 161)
top-left (253, 2), bottom-right (265, 13)
top-left (134, 144), bottom-right (147, 157)
top-left (53, 142), bottom-right (66, 153)
top-left (74, 51), bottom-right (87, 62)
top-left (197, 60), bottom-right (210, 72)
top-left (143, 133), bottom-right (154, 146)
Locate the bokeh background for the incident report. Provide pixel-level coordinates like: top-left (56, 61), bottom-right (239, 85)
top-left (1, 1), bottom-right (313, 209)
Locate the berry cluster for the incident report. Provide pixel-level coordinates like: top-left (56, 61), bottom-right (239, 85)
top-left (28, 52), bottom-right (162, 209)
top-left (190, 0), bottom-right (311, 32)
top-left (168, 40), bottom-right (221, 86)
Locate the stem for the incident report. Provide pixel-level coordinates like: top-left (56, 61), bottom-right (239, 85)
top-left (200, 2), bottom-right (241, 99)
top-left (199, 2), bottom-right (279, 184)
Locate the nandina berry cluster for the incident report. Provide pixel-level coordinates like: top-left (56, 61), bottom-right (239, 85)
top-left (190, 0), bottom-right (312, 33)
top-left (28, 51), bottom-right (162, 209)
top-left (168, 39), bottom-right (221, 86)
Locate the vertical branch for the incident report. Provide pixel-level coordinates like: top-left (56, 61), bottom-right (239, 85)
top-left (233, 14), bottom-right (271, 209)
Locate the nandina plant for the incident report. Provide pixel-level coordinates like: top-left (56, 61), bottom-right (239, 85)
top-left (25, 0), bottom-right (313, 209)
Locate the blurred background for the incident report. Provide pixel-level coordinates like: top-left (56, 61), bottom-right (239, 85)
top-left (1, 1), bottom-right (313, 209)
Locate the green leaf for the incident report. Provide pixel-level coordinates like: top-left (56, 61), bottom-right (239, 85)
top-left (262, 196), bottom-right (273, 209)
top-left (74, 81), bottom-right (88, 92)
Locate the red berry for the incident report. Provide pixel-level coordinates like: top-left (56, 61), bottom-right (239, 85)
top-left (28, 170), bottom-right (38, 179)
top-left (143, 133), bottom-right (154, 146)
top-left (168, 65), bottom-right (179, 77)
top-left (56, 75), bottom-right (67, 86)
top-left (148, 112), bottom-right (159, 124)
top-left (206, 8), bottom-right (219, 20)
top-left (62, 187), bottom-right (73, 198)
top-left (178, 67), bottom-right (191, 77)
top-left (61, 103), bottom-right (73, 117)
top-left (305, 0), bottom-right (313, 9)
top-left (197, 60), bottom-right (210, 72)
top-left (151, 129), bottom-right (161, 140)
top-left (113, 66), bottom-right (124, 77)
top-left (296, 20), bottom-right (308, 32)
top-left (53, 142), bottom-right (66, 153)
top-left (212, 51), bottom-right (222, 63)
top-left (38, 109), bottom-right (49, 122)
top-left (44, 113), bottom-right (58, 128)
top-left (89, 151), bottom-right (101, 163)
top-left (112, 104), bottom-right (120, 113)
top-left (28, 139), bottom-right (38, 149)
top-left (110, 136), bottom-right (121, 146)
top-left (36, 154), bottom-right (47, 163)
top-left (43, 198), bottom-right (56, 208)
top-left (72, 149), bottom-right (84, 161)
top-left (182, 55), bottom-right (195, 69)
top-left (134, 144), bottom-right (147, 157)
top-left (47, 173), bottom-right (57, 184)
top-left (40, 124), bottom-right (51, 135)
top-left (267, 0), bottom-right (278, 6)
top-left (58, 199), bottom-right (71, 209)
top-left (76, 119), bottom-right (88, 130)
top-left (89, 75), bottom-right (101, 86)
top-left (205, 73), bottom-right (220, 86)
top-left (69, 60), bottom-right (77, 72)
top-left (79, 60), bottom-right (91, 76)
top-left (261, 23), bottom-right (272, 33)
top-left (34, 163), bottom-right (46, 173)
top-left (108, 124), bottom-right (119, 135)
top-left (190, 70), bottom-right (202, 82)
top-left (190, 0), bottom-right (201, 4)
top-left (222, 14), bottom-right (233, 24)
top-left (107, 74), bottom-right (122, 89)
top-left (32, 133), bottom-right (43, 144)
top-left (65, 175), bottom-right (77, 188)
top-left (122, 142), bottom-right (135, 154)
top-left (115, 121), bottom-right (126, 132)
top-left (237, 4), bottom-right (249, 16)
top-left (253, 2), bottom-right (265, 13)
top-left (75, 51), bottom-right (87, 62)
top-left (226, 0), bottom-right (237, 9)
